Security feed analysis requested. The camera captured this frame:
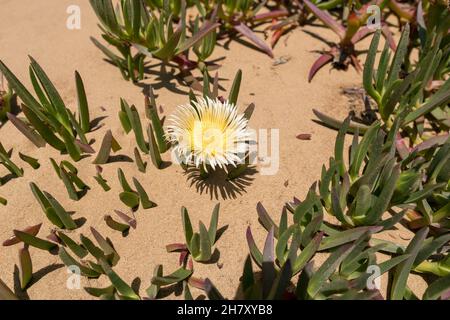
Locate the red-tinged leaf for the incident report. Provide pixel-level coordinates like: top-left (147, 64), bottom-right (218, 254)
top-left (179, 251), bottom-right (188, 266)
top-left (309, 53), bottom-right (333, 82)
top-left (395, 133), bottom-right (410, 159)
top-left (416, 1), bottom-right (426, 29)
top-left (351, 27), bottom-right (375, 44)
top-left (166, 243), bottom-right (188, 252)
top-left (271, 28), bottom-right (285, 48)
top-left (46, 230), bottom-right (61, 244)
top-left (253, 9), bottom-right (289, 22)
top-left (114, 210), bottom-right (137, 229)
top-left (381, 25), bottom-right (397, 50)
top-left (233, 23), bottom-right (274, 58)
top-left (75, 139), bottom-right (95, 154)
top-left (246, 226), bottom-right (263, 268)
top-left (3, 223), bottom-right (42, 246)
top-left (95, 165), bottom-right (103, 174)
top-left (177, 22), bottom-right (220, 54)
top-left (262, 227), bottom-right (276, 298)
top-left (188, 277), bottom-right (206, 290)
top-left (413, 134), bottom-right (449, 153)
top-left (303, 0), bottom-right (345, 39)
top-left (6, 113), bottom-right (46, 148)
top-left (296, 134), bottom-right (312, 140)
top-left (256, 202), bottom-right (279, 236)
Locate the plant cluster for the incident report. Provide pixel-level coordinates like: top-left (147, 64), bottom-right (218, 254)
top-left (201, 123), bottom-right (449, 300)
top-left (0, 2), bottom-right (449, 301)
top-left (89, 1), bottom-right (449, 84)
top-left (0, 57), bottom-right (94, 162)
top-left (314, 24), bottom-right (449, 145)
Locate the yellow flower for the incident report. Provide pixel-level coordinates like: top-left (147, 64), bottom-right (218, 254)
top-left (167, 97), bottom-right (251, 171)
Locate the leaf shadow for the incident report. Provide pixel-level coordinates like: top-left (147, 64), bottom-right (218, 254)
top-left (185, 166), bottom-right (257, 200)
top-left (0, 173), bottom-right (19, 186)
top-left (29, 263), bottom-right (65, 287)
top-left (157, 282), bottom-right (184, 299)
top-left (108, 155), bottom-right (134, 163)
top-left (137, 62), bottom-right (190, 95)
top-left (12, 263), bottom-right (64, 299)
top-left (131, 277), bottom-right (141, 295)
top-left (302, 29), bottom-right (335, 47)
top-left (89, 116), bottom-right (108, 132)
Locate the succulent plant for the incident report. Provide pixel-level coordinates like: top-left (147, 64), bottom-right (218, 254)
top-left (0, 143), bottom-right (24, 180)
top-left (205, 201), bottom-right (411, 300)
top-left (386, 0), bottom-right (450, 72)
top-left (0, 57), bottom-right (93, 161)
top-left (147, 264), bottom-right (193, 299)
top-left (119, 97), bottom-right (165, 168)
top-left (314, 24), bottom-right (450, 141)
top-left (3, 223), bottom-right (42, 247)
top-left (104, 214), bottom-right (131, 234)
top-left (18, 245), bottom-right (33, 290)
top-left (303, 0), bottom-right (395, 82)
top-left (412, 232), bottom-right (450, 281)
top-left (99, 258), bottom-right (140, 300)
top-left (363, 25), bottom-right (449, 138)
top-left (133, 147), bottom-right (147, 172)
top-left (89, 0), bottom-right (219, 82)
top-left (116, 168), bottom-right (157, 210)
top-left (114, 210), bottom-right (137, 229)
top-left (3, 224), bottom-right (58, 254)
top-left (49, 158), bottom-right (90, 201)
top-left (58, 227), bottom-right (121, 282)
top-left (214, 0), bottom-right (287, 58)
top-left (18, 152), bottom-right (40, 169)
top-left (30, 182), bottom-right (79, 230)
top-left (318, 116), bottom-right (448, 228)
top-left (401, 137), bottom-right (450, 232)
top-left (92, 130), bottom-right (122, 164)
top-left (167, 204), bottom-right (220, 263)
top-left (93, 165), bottom-right (111, 191)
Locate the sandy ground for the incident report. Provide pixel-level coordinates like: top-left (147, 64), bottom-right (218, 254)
top-left (0, 0), bottom-right (426, 299)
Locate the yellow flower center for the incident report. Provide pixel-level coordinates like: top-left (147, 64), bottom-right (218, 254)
top-left (190, 120), bottom-right (228, 157)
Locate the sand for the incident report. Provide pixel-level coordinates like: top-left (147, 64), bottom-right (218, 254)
top-left (0, 0), bottom-right (426, 299)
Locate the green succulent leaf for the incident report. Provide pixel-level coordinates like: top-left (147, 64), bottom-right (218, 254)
top-left (18, 246), bottom-right (33, 290)
top-left (132, 177), bottom-right (157, 209)
top-left (13, 230), bottom-right (57, 252)
top-left (390, 227), bottom-right (429, 300)
top-left (151, 267), bottom-right (193, 286)
top-left (100, 259), bottom-right (140, 300)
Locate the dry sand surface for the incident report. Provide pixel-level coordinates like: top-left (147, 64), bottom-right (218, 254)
top-left (0, 0), bottom-right (427, 299)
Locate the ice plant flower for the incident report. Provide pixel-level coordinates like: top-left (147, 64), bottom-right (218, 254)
top-left (167, 97), bottom-right (251, 172)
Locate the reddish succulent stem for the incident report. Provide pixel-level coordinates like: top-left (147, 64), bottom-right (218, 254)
top-left (388, 0), bottom-right (415, 21)
top-left (172, 54), bottom-right (197, 72)
top-left (252, 9), bottom-right (289, 22)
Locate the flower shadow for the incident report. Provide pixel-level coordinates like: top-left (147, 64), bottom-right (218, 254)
top-left (185, 166), bottom-right (257, 200)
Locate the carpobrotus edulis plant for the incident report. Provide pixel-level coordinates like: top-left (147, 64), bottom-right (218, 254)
top-left (167, 97), bottom-right (252, 177)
